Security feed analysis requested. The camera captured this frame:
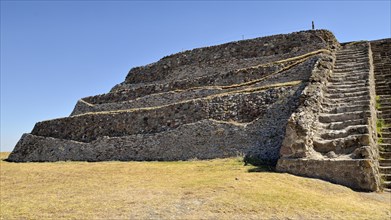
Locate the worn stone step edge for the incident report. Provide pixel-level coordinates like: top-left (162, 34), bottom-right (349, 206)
top-left (319, 125), bottom-right (369, 140)
top-left (325, 105), bottom-right (369, 114)
top-left (322, 119), bottom-right (366, 130)
top-left (325, 91), bottom-right (369, 99)
top-left (379, 166), bottom-right (391, 175)
top-left (319, 111), bottom-right (370, 123)
top-left (381, 174), bottom-right (391, 181)
top-left (328, 80), bottom-right (368, 86)
top-left (313, 134), bottom-right (370, 154)
top-left (326, 87), bottom-right (368, 94)
top-left (380, 151), bottom-right (391, 159)
top-left (379, 159), bottom-right (391, 166)
top-left (322, 95), bottom-right (370, 103)
top-left (322, 101), bottom-right (370, 109)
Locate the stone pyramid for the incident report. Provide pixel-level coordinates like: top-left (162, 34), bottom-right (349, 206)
top-left (8, 30), bottom-right (391, 192)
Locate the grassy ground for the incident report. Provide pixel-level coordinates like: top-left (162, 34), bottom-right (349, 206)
top-left (0, 152), bottom-right (390, 219)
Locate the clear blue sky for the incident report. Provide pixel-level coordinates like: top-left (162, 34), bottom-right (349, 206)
top-left (1, 1), bottom-right (390, 152)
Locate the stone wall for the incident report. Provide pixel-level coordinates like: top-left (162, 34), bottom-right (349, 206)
top-left (79, 50), bottom-right (323, 107)
top-left (72, 56), bottom-right (318, 115)
top-left (277, 159), bottom-right (379, 191)
top-left (9, 83), bottom-right (305, 163)
top-left (33, 85), bottom-right (300, 143)
top-left (124, 30), bottom-right (338, 84)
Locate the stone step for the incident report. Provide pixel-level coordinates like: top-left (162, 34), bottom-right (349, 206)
top-left (336, 55), bottom-right (367, 59)
top-left (379, 143), bottom-right (391, 152)
top-left (375, 81), bottom-right (391, 86)
top-left (330, 71), bottom-right (368, 81)
top-left (376, 79), bottom-right (391, 84)
top-left (325, 84), bottom-right (365, 93)
top-left (331, 72), bottom-right (368, 78)
top-left (375, 82), bottom-right (391, 88)
top-left (375, 74), bottom-right (391, 80)
top-left (379, 159), bottom-right (391, 166)
top-left (334, 57), bottom-right (368, 61)
top-left (336, 55), bottom-right (367, 60)
top-left (381, 127), bottom-right (391, 133)
top-left (323, 119), bottom-right (366, 130)
top-left (382, 138), bottom-right (391, 144)
top-left (379, 166), bottom-right (391, 175)
top-left (334, 62), bottom-right (368, 67)
top-left (378, 113), bottom-right (391, 119)
top-left (375, 81), bottom-right (391, 85)
top-left (332, 73), bottom-right (368, 78)
top-left (377, 82), bottom-right (391, 87)
top-left (381, 174), bottom-right (391, 181)
top-left (336, 51), bottom-right (367, 56)
top-left (379, 106), bottom-right (391, 112)
top-left (378, 106), bottom-right (391, 112)
top-left (328, 80), bottom-right (367, 86)
top-left (379, 100), bottom-right (391, 106)
top-left (384, 118), bottom-right (391, 124)
top-left (328, 85), bottom-right (368, 91)
top-left (334, 70), bottom-right (369, 75)
top-left (375, 86), bottom-right (391, 92)
top-left (379, 99), bottom-right (391, 105)
top-left (380, 151), bottom-right (391, 159)
top-left (326, 105), bottom-right (369, 114)
top-left (381, 132), bottom-right (391, 138)
top-left (336, 52), bottom-right (367, 57)
top-left (337, 48), bottom-right (365, 53)
top-left (319, 111), bottom-right (370, 123)
top-left (382, 181), bottom-right (391, 189)
top-left (329, 72), bottom-right (368, 81)
top-left (329, 75), bottom-right (368, 83)
top-left (375, 80), bottom-right (387, 86)
top-left (322, 100), bottom-right (370, 108)
top-left (375, 90), bottom-right (391, 96)
top-left (333, 62), bottom-right (368, 67)
top-left (377, 74), bottom-right (391, 79)
top-left (325, 90), bottom-right (369, 99)
top-left (313, 135), bottom-right (369, 153)
top-left (378, 87), bottom-right (391, 92)
top-left (333, 68), bottom-right (369, 73)
top-left (319, 125), bottom-right (368, 140)
top-left (322, 95), bottom-right (370, 103)
top-left (375, 85), bottom-right (391, 91)
top-left (333, 65), bottom-right (368, 71)
top-left (379, 107), bottom-right (391, 113)
top-left (326, 87), bottom-right (367, 94)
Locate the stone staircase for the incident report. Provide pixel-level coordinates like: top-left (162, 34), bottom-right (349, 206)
top-left (277, 41), bottom-right (381, 191)
top-left (313, 43), bottom-right (373, 156)
top-left (371, 39), bottom-right (391, 192)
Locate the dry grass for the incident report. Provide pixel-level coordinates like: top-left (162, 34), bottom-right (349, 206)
top-left (1, 152), bottom-right (390, 219)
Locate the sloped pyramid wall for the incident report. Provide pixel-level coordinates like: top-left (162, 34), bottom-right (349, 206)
top-left (8, 30), bottom-right (339, 164)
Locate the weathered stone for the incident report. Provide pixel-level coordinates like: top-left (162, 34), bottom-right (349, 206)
top-left (277, 42), bottom-right (383, 191)
top-left (7, 30), bottom-right (390, 192)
